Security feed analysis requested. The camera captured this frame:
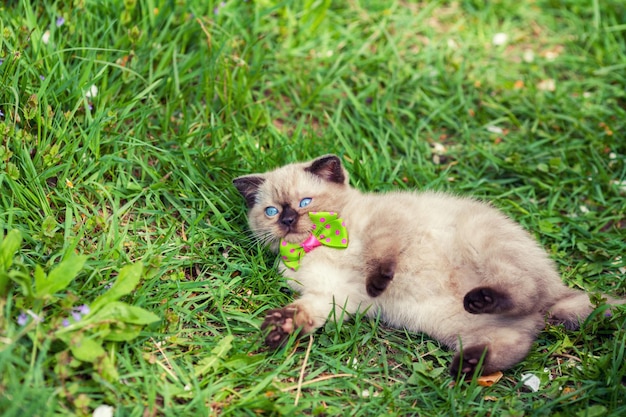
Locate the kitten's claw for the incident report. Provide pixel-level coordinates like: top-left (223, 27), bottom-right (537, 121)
top-left (450, 345), bottom-right (489, 378)
top-left (261, 307), bottom-right (298, 349)
top-left (366, 260), bottom-right (396, 297)
top-left (464, 286), bottom-right (512, 314)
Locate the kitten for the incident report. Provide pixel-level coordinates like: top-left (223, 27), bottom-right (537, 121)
top-left (233, 155), bottom-right (624, 377)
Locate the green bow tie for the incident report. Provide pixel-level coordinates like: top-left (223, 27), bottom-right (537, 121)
top-left (279, 212), bottom-right (349, 271)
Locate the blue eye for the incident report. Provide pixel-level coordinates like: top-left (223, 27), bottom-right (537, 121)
top-left (299, 198), bottom-right (312, 208)
top-left (265, 207), bottom-right (279, 217)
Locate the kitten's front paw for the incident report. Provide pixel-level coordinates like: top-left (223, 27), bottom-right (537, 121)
top-left (261, 307), bottom-right (298, 349)
top-left (463, 286), bottom-right (512, 314)
top-left (366, 260), bottom-right (396, 297)
top-left (450, 345), bottom-right (489, 378)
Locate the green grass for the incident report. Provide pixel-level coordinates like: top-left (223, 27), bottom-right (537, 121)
top-left (1, 0), bottom-right (626, 415)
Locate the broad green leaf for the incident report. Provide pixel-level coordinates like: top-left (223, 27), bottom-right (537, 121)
top-left (0, 230), bottom-right (22, 295)
top-left (9, 269), bottom-right (34, 298)
top-left (87, 301), bottom-right (160, 325)
top-left (90, 262), bottom-right (143, 312)
top-left (41, 215), bottom-right (58, 238)
top-left (0, 229), bottom-right (22, 271)
top-left (0, 272), bottom-right (9, 296)
top-left (195, 335), bottom-right (234, 377)
top-left (35, 254), bottom-right (87, 298)
top-left (576, 405), bottom-right (607, 417)
top-left (69, 335), bottom-right (106, 363)
top-left (96, 354), bottom-right (120, 383)
top-left (103, 324), bottom-right (142, 342)
top-left (223, 353), bottom-right (264, 371)
top-left (34, 264), bottom-right (46, 285)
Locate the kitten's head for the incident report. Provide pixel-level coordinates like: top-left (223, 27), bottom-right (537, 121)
top-left (233, 155), bottom-right (350, 247)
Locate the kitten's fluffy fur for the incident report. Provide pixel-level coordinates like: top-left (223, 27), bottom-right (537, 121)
top-left (234, 155), bottom-right (624, 377)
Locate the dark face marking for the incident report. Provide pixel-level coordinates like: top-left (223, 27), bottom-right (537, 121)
top-left (305, 155), bottom-right (345, 184)
top-left (279, 205), bottom-right (299, 231)
top-left (233, 175), bottom-right (266, 208)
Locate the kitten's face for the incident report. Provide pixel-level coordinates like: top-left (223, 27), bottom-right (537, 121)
top-left (233, 155), bottom-right (349, 246)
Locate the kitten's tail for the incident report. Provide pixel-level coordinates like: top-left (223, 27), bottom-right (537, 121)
top-left (546, 288), bottom-right (626, 330)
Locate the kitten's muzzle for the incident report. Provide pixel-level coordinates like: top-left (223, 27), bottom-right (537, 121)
top-left (279, 206), bottom-right (298, 230)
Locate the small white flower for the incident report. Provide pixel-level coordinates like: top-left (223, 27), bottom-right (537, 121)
top-left (86, 84), bottom-right (99, 98)
top-left (537, 79), bottom-right (556, 92)
top-left (93, 405), bottom-right (114, 417)
top-left (544, 51), bottom-right (559, 61)
top-left (544, 367), bottom-right (554, 381)
top-left (360, 389), bottom-right (379, 398)
top-left (521, 373), bottom-right (541, 392)
top-left (579, 205), bottom-right (590, 214)
top-left (431, 142), bottom-right (447, 154)
top-left (42, 30), bottom-right (51, 45)
top-left (610, 180), bottom-right (626, 195)
top-left (486, 125), bottom-right (504, 134)
top-left (523, 49), bottom-right (535, 63)
top-left (447, 38), bottom-right (459, 49)
top-left (492, 33), bottom-right (508, 46)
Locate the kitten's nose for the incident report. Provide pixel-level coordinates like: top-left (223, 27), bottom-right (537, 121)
top-left (280, 215), bottom-right (296, 226)
top-left (281, 216), bottom-right (295, 226)
top-left (279, 206), bottom-right (298, 228)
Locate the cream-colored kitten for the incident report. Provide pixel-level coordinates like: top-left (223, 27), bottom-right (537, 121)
top-left (233, 155), bottom-right (624, 377)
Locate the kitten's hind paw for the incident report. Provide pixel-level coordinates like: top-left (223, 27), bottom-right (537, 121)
top-left (464, 286), bottom-right (513, 314)
top-left (450, 345), bottom-right (489, 378)
top-left (366, 260), bottom-right (396, 297)
top-left (261, 307), bottom-right (298, 349)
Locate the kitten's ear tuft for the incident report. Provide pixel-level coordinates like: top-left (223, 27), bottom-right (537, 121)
top-left (233, 175), bottom-right (265, 208)
top-left (305, 154), bottom-right (347, 184)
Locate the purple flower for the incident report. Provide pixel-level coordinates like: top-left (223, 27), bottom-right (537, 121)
top-left (17, 312), bottom-right (28, 326)
top-left (76, 304), bottom-right (90, 315)
top-left (62, 318), bottom-right (70, 327)
top-left (39, 75), bottom-right (45, 80)
top-left (56, 17), bottom-right (65, 27)
top-left (70, 304), bottom-right (91, 322)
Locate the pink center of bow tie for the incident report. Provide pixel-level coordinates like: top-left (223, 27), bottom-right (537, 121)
top-left (301, 234), bottom-right (322, 253)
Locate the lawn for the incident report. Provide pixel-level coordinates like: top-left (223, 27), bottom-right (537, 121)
top-left (1, 0), bottom-right (625, 415)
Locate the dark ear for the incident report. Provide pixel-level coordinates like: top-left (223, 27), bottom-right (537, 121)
top-left (305, 155), bottom-right (347, 184)
top-left (233, 175), bottom-right (265, 208)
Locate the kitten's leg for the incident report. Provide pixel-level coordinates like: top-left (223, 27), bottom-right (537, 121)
top-left (450, 317), bottom-right (541, 377)
top-left (459, 223), bottom-right (560, 316)
top-left (463, 286), bottom-right (514, 314)
top-left (450, 344), bottom-right (490, 376)
top-left (261, 292), bottom-right (364, 348)
top-left (262, 305), bottom-right (315, 348)
top-left (366, 259), bottom-right (396, 297)
top-left (545, 288), bottom-right (626, 330)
